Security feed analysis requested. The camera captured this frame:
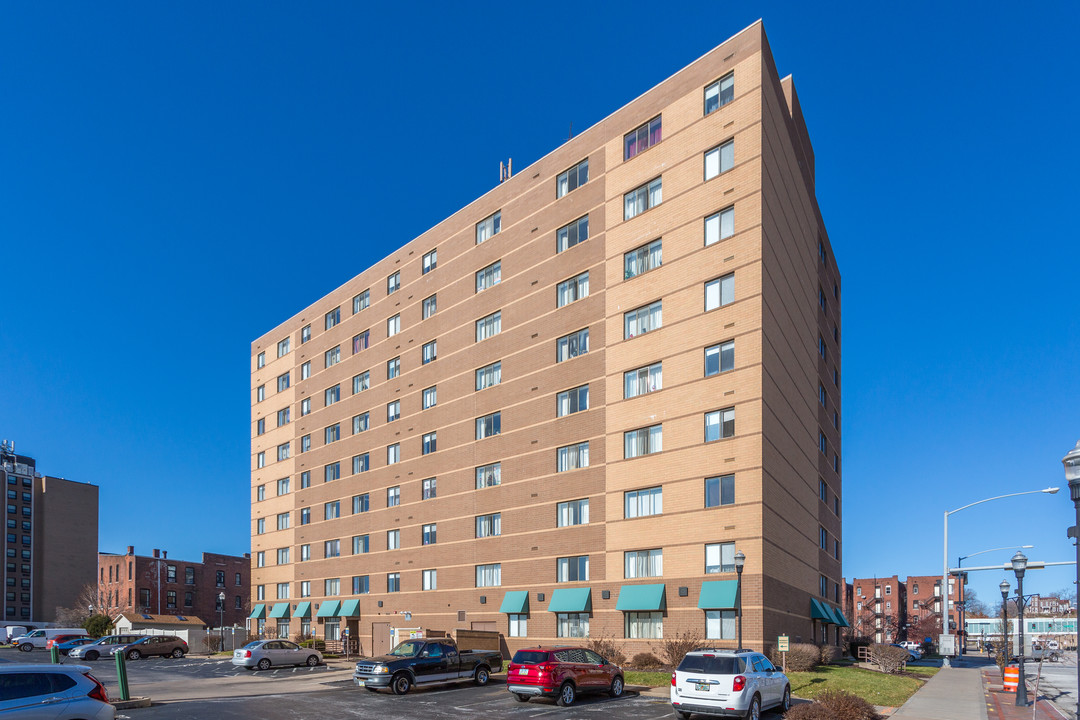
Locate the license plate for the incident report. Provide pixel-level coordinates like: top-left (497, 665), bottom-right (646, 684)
top-left (694, 683), bottom-right (710, 692)
top-left (520, 668), bottom-right (528, 675)
top-left (355, 680), bottom-right (366, 687)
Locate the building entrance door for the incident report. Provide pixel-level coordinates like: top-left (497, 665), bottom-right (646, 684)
top-left (372, 622), bottom-right (391, 655)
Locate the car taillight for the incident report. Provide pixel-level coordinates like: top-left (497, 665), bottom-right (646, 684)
top-left (671, 673), bottom-right (677, 687)
top-left (244, 650), bottom-right (252, 658)
top-left (732, 675), bottom-right (746, 692)
top-left (536, 663), bottom-right (554, 679)
top-left (85, 674), bottom-right (109, 703)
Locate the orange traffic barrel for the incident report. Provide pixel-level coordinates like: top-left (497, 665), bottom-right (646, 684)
top-left (1004, 665), bottom-right (1019, 692)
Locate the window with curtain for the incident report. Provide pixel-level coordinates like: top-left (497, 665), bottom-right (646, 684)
top-left (475, 513), bottom-right (501, 538)
top-left (475, 563), bottom-right (501, 587)
top-left (475, 412), bottom-right (501, 439)
top-left (557, 158), bottom-right (588, 197)
top-left (624, 301), bottom-right (662, 338)
top-left (353, 290), bottom-right (369, 314)
top-left (624, 239), bottom-right (662, 279)
top-left (624, 548), bottom-right (663, 578)
top-left (324, 347), bottom-right (340, 368)
top-left (557, 555), bottom-right (589, 582)
top-left (624, 362), bottom-right (662, 399)
top-left (624, 116), bottom-right (662, 159)
top-left (556, 385), bottom-right (589, 417)
top-left (624, 425), bottom-right (663, 458)
top-left (624, 178), bottom-right (662, 220)
top-left (556, 613), bottom-right (589, 638)
top-left (626, 612), bottom-right (663, 639)
top-left (556, 272), bottom-right (589, 307)
top-left (705, 408), bottom-right (735, 442)
top-left (705, 542), bottom-right (736, 573)
top-left (353, 413), bottom-right (369, 434)
top-left (557, 442), bottom-right (589, 472)
top-left (705, 610), bottom-right (736, 639)
top-left (476, 211), bottom-right (501, 244)
top-left (476, 260), bottom-right (501, 292)
top-left (557, 498), bottom-right (589, 526)
top-left (352, 454), bottom-right (368, 474)
top-left (556, 215), bottom-right (589, 252)
top-left (625, 487), bottom-right (662, 518)
top-left (476, 463), bottom-right (501, 488)
top-left (324, 462), bottom-right (340, 482)
top-left (353, 372), bottom-right (369, 394)
top-left (475, 361), bottom-right (501, 390)
top-left (557, 328), bottom-right (589, 362)
top-left (353, 330), bottom-right (369, 354)
top-left (476, 311), bottom-right (501, 341)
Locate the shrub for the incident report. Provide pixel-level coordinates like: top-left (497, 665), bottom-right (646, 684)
top-left (586, 633), bottom-right (626, 667)
top-left (870, 643), bottom-right (908, 674)
top-left (657, 630), bottom-right (703, 667)
top-left (845, 635), bottom-right (873, 660)
top-left (819, 644), bottom-right (840, 665)
top-left (770, 642), bottom-right (820, 672)
top-left (630, 652), bottom-right (664, 670)
top-left (203, 635), bottom-right (222, 653)
top-left (784, 690), bottom-right (881, 720)
top-left (783, 704), bottom-right (835, 720)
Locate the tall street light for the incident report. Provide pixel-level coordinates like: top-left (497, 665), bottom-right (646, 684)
top-left (217, 592), bottom-right (226, 652)
top-left (999, 579), bottom-right (1010, 671)
top-left (1011, 551), bottom-right (1030, 707)
top-left (943, 487), bottom-right (1058, 666)
top-left (956, 545), bottom-right (1033, 657)
top-left (734, 550), bottom-right (746, 651)
top-left (1061, 440), bottom-right (1080, 708)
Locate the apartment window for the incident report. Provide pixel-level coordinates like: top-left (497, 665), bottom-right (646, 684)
top-left (556, 272), bottom-right (589, 307)
top-left (705, 206), bottom-right (735, 246)
top-left (476, 463), bottom-right (500, 489)
top-left (624, 425), bottom-right (663, 458)
top-left (422, 432), bottom-right (437, 455)
top-left (556, 215), bottom-right (589, 253)
top-left (353, 413), bottom-right (369, 435)
top-left (257, 485), bottom-right (265, 502)
top-left (324, 385), bottom-right (341, 407)
top-left (277, 337), bottom-right (290, 357)
top-left (557, 158), bottom-right (588, 197)
top-left (705, 408), bottom-right (736, 442)
top-left (277, 478), bottom-right (290, 496)
top-left (299, 435), bottom-right (310, 453)
top-left (476, 412), bottom-right (501, 439)
top-left (256, 385), bottom-right (265, 403)
top-left (257, 418), bottom-right (265, 435)
top-left (624, 362), bottom-right (662, 399)
top-left (509, 614), bottom-right (527, 637)
top-left (557, 555), bottom-right (589, 582)
top-left (324, 462), bottom-right (340, 482)
top-left (820, 526), bottom-right (828, 550)
top-left (475, 260), bottom-right (501, 292)
top-left (819, 335), bottom-right (827, 359)
top-left (255, 586), bottom-right (264, 601)
top-left (325, 307), bottom-right (340, 330)
top-left (834, 453), bottom-right (840, 473)
top-left (387, 271), bottom-right (400, 294)
top-left (625, 487), bottom-right (662, 518)
top-left (300, 361), bottom-right (310, 380)
top-left (624, 178), bottom-right (662, 220)
top-left (705, 341), bottom-right (735, 377)
top-left (277, 548), bottom-right (291, 565)
top-left (705, 475), bottom-right (735, 507)
top-left (277, 442), bottom-right (290, 461)
top-left (353, 290), bottom-right (369, 314)
top-left (834, 367), bottom-right (839, 386)
top-left (704, 72), bottom-right (735, 114)
top-left (624, 115), bottom-right (661, 159)
top-left (276, 512), bottom-right (290, 530)
top-left (300, 508), bottom-right (310, 525)
top-left (387, 314), bottom-right (401, 337)
top-left (476, 311), bottom-right (501, 341)
top-left (624, 301), bottom-right (661, 338)
top-left (820, 432), bottom-right (827, 455)
top-left (422, 340), bottom-right (437, 364)
top-left (325, 425), bottom-right (340, 444)
top-left (422, 386), bottom-right (437, 409)
top-left (557, 613), bottom-right (589, 638)
top-left (705, 274), bottom-right (735, 311)
top-left (353, 331), bottom-right (369, 354)
top-left (422, 249), bottom-right (437, 274)
top-left (387, 357), bottom-right (400, 379)
top-left (325, 578), bottom-right (340, 596)
top-left (476, 210), bottom-right (501, 244)
top-left (557, 498), bottom-right (589, 526)
top-left (706, 610), bottom-right (736, 639)
top-left (299, 579), bottom-right (311, 596)
top-left (625, 548), bottom-right (663, 578)
top-left (387, 529), bottom-right (401, 550)
top-left (422, 524), bottom-right (437, 545)
top-left (475, 361), bottom-right (502, 390)
top-left (354, 576), bottom-right (369, 594)
top-left (257, 352), bottom-right (265, 369)
top-left (300, 545), bottom-right (310, 562)
top-left (353, 494), bottom-right (369, 514)
top-left (556, 328), bottom-right (589, 362)
top-left (820, 575), bottom-right (829, 597)
top-left (422, 294), bottom-right (437, 319)
top-left (324, 539), bottom-right (341, 558)
top-left (353, 371), bottom-right (370, 394)
top-left (387, 573), bottom-right (400, 593)
top-left (422, 477), bottom-right (437, 499)
top-left (325, 346), bottom-right (341, 368)
top-left (387, 486), bottom-right (400, 507)
top-left (300, 398), bottom-right (311, 416)
top-left (819, 287), bottom-right (827, 311)
top-left (475, 563), bottom-right (501, 587)
top-left (626, 612), bottom-right (663, 639)
top-left (706, 542), bottom-right (736, 573)
top-left (277, 372), bottom-right (291, 392)
top-left (387, 401), bottom-right (400, 422)
top-left (704, 140), bottom-right (735, 180)
top-left (422, 569), bottom-right (437, 591)
top-left (476, 513), bottom-right (501, 538)
top-left (820, 384), bottom-right (827, 407)
top-left (624, 239), bottom-right (662, 279)
top-left (557, 442), bottom-right (589, 472)
top-left (819, 479), bottom-right (828, 502)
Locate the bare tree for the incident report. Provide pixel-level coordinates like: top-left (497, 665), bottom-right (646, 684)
top-left (53, 584), bottom-right (110, 625)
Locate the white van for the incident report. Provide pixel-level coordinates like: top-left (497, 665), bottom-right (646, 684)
top-left (11, 628), bottom-right (87, 651)
top-left (1, 626), bottom-right (28, 643)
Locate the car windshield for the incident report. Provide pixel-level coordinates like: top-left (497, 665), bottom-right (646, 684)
top-left (388, 641), bottom-right (426, 657)
top-left (512, 650), bottom-right (550, 665)
top-left (243, 641), bottom-right (263, 649)
top-left (677, 655), bottom-right (745, 674)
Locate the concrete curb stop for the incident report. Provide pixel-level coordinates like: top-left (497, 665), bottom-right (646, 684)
top-left (112, 696), bottom-right (151, 710)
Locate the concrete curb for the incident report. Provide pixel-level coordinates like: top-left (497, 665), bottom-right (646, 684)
top-left (112, 697), bottom-right (151, 709)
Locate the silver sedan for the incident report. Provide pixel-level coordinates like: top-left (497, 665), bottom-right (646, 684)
top-left (232, 640), bottom-right (323, 671)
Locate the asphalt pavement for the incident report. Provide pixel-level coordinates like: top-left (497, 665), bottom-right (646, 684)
top-left (1029, 653), bottom-right (1077, 719)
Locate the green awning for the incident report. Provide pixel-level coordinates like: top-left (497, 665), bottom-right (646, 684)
top-left (268, 603), bottom-right (291, 619)
top-left (616, 583), bottom-right (666, 611)
top-left (810, 598), bottom-right (833, 621)
top-left (316, 600), bottom-right (341, 618)
top-left (698, 580), bottom-right (738, 609)
top-left (499, 591), bottom-right (529, 614)
top-left (248, 603), bottom-right (266, 619)
top-left (293, 602), bottom-right (312, 618)
top-left (829, 606), bottom-right (850, 628)
top-left (340, 599), bottom-right (361, 618)
top-left (547, 587), bottom-right (592, 613)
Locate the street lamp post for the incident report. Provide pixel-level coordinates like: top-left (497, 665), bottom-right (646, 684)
top-left (734, 550), bottom-right (746, 651)
top-left (999, 579), bottom-right (1010, 673)
top-left (1062, 441), bottom-right (1080, 708)
top-left (217, 592), bottom-right (225, 652)
top-left (1011, 551), bottom-right (1030, 707)
top-left (956, 545), bottom-right (1033, 658)
top-left (943, 488), bottom-right (1058, 666)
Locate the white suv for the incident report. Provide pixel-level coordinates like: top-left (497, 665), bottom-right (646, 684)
top-left (671, 649), bottom-right (790, 719)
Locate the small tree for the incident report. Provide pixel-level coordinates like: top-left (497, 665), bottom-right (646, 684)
top-left (656, 629), bottom-right (703, 668)
top-left (585, 632), bottom-right (626, 666)
top-left (83, 614), bottom-right (113, 638)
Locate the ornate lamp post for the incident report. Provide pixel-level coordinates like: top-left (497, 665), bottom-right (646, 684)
top-left (1011, 551), bottom-right (1029, 707)
top-left (1062, 440), bottom-right (1080, 709)
top-left (734, 550), bottom-right (746, 651)
top-left (999, 579), bottom-right (1010, 671)
top-left (217, 592), bottom-right (226, 652)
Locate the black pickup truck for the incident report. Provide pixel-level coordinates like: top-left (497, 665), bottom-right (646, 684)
top-left (352, 637), bottom-right (503, 695)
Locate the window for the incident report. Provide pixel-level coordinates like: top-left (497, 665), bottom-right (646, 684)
top-left (705, 274), bottom-right (734, 311)
top-left (820, 287), bottom-right (827, 311)
top-left (705, 610), bottom-right (736, 639)
top-left (387, 357), bottom-right (400, 379)
top-left (557, 498), bottom-right (589, 526)
top-left (422, 432), bottom-right (437, 455)
top-left (475, 260), bottom-right (501, 292)
top-left (300, 398), bottom-right (311, 416)
top-left (276, 512), bottom-right (290, 530)
top-left (422, 249), bottom-right (437, 274)
top-left (325, 307), bottom-right (340, 330)
top-left (325, 462), bottom-right (340, 482)
top-left (354, 576), bottom-right (369, 594)
top-left (704, 72), bottom-right (735, 114)
top-left (422, 340), bottom-right (437, 364)
top-left (557, 613), bottom-right (589, 638)
top-left (624, 301), bottom-right (661, 338)
top-left (705, 475), bottom-right (735, 507)
top-left (819, 335), bottom-right (827, 359)
top-left (820, 526), bottom-right (828, 550)
top-left (387, 486), bottom-right (400, 507)
top-left (387, 314), bottom-right (401, 337)
top-left (624, 362), bottom-right (662, 399)
top-left (422, 295), bottom-right (437, 319)
top-left (704, 140), bottom-right (734, 180)
top-left (475, 463), bottom-right (500, 489)
top-left (300, 435), bottom-right (311, 453)
top-left (557, 442), bottom-right (589, 472)
top-left (277, 442), bottom-right (290, 461)
top-left (325, 346), bottom-right (341, 368)
top-left (705, 408), bottom-right (735, 442)
top-left (624, 239), bottom-right (662, 279)
top-left (705, 207), bottom-right (735, 246)
top-left (353, 331), bottom-right (369, 354)
top-left (820, 575), bottom-right (828, 597)
top-left (257, 452), bottom-right (266, 469)
top-left (557, 555), bottom-right (589, 582)
top-left (476, 513), bottom-right (501, 538)
top-left (256, 385), bottom-right (265, 402)
top-left (557, 158), bottom-right (589, 197)
top-left (353, 372), bottom-right (370, 394)
top-left (353, 494), bottom-right (369, 514)
top-left (476, 211), bottom-right (501, 244)
top-left (387, 401), bottom-right (400, 422)
top-left (820, 384), bottom-right (827, 407)
top-left (255, 586), bottom-right (265, 601)
top-left (422, 386), bottom-right (437, 409)
top-left (300, 361), bottom-right (310, 381)
top-left (353, 413), bottom-right (369, 435)
top-left (625, 548), bottom-right (663, 578)
top-left (277, 372), bottom-right (291, 392)
top-left (256, 518), bottom-right (266, 534)
top-left (387, 272), bottom-right (400, 294)
top-left (476, 412), bottom-right (501, 439)
top-left (257, 418), bottom-right (265, 435)
top-left (625, 487), bottom-right (662, 518)
top-left (164, 589), bottom-right (177, 608)
top-left (387, 529), bottom-right (400, 550)
top-left (705, 341), bottom-right (734, 376)
top-left (476, 361), bottom-right (501, 390)
top-left (276, 547), bottom-right (291, 565)
top-left (422, 524), bottom-right (437, 545)
top-left (324, 539), bottom-right (341, 558)
top-left (325, 578), bottom-right (340, 596)
top-left (820, 432), bottom-right (827, 455)
top-left (300, 545), bottom-right (311, 562)
top-left (387, 573), bottom-right (400, 593)
top-left (277, 337), bottom-right (290, 358)
top-left (422, 477), bottom-right (437, 499)
top-left (300, 471), bottom-right (310, 489)
top-left (324, 501), bottom-right (340, 520)
top-left (705, 542), bottom-right (736, 573)
top-left (819, 479), bottom-right (828, 502)
top-left (626, 612), bottom-right (663, 639)
top-left (325, 425), bottom-right (340, 444)
top-left (423, 569), bottom-right (437, 590)
top-left (624, 178), bottom-right (662, 220)
top-left (353, 290), bottom-right (369, 314)
top-left (324, 385), bottom-right (340, 408)
top-left (476, 311), bottom-right (501, 341)
top-left (624, 425), bottom-right (663, 458)
top-left (475, 563), bottom-right (501, 587)
top-left (257, 351), bottom-right (265, 369)
top-left (300, 508), bottom-right (310, 525)
top-left (625, 116), bottom-right (661, 159)
top-left (509, 614), bottom-right (527, 637)
top-left (557, 385), bottom-right (589, 417)
top-left (557, 328), bottom-right (589, 362)
top-left (257, 484), bottom-right (266, 501)
top-left (556, 215), bottom-right (589, 253)
top-left (277, 478), bottom-right (290, 496)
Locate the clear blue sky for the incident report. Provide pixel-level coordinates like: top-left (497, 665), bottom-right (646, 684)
top-left (2, 2), bottom-right (1078, 612)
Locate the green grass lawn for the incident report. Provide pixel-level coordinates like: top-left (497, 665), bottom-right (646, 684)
top-left (788, 665), bottom-right (930, 707)
top-left (625, 670), bottom-right (671, 687)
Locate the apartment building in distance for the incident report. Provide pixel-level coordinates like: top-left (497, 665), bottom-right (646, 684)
top-left (249, 20), bottom-right (844, 655)
top-left (0, 440), bottom-right (99, 624)
top-left (97, 547), bottom-right (251, 628)
top-left (844, 574), bottom-right (965, 644)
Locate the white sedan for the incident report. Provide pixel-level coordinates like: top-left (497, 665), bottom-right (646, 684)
top-left (232, 639), bottom-right (323, 671)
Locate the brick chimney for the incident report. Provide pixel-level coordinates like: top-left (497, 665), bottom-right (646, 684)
top-left (127, 546), bottom-right (134, 555)
top-left (152, 549), bottom-right (160, 558)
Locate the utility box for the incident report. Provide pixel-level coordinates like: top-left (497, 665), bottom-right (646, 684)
top-left (939, 634), bottom-right (955, 656)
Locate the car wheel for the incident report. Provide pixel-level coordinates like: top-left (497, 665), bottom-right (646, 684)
top-left (172, 648), bottom-right (185, 658)
top-left (306, 655), bottom-right (319, 667)
top-left (609, 676), bottom-right (624, 698)
top-left (18, 644), bottom-right (32, 652)
top-left (392, 673), bottom-right (412, 695)
top-left (257, 658), bottom-right (271, 671)
top-left (1051, 652), bottom-right (1061, 663)
top-left (744, 694), bottom-right (760, 720)
top-left (474, 666), bottom-right (490, 686)
top-left (513, 693), bottom-right (530, 703)
top-left (557, 682), bottom-right (576, 707)
top-left (673, 711), bottom-right (692, 720)
top-left (86, 651), bottom-right (99, 661)
top-left (365, 686), bottom-right (379, 692)
top-left (127, 649), bottom-right (142, 660)
top-left (780, 685), bottom-right (792, 712)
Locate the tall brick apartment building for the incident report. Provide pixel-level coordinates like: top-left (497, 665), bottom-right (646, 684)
top-left (844, 574), bottom-right (964, 644)
top-left (97, 547), bottom-right (250, 628)
top-left (250, 21), bottom-right (844, 656)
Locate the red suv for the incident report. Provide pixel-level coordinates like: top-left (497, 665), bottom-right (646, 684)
top-left (45, 634), bottom-right (88, 650)
top-left (506, 646), bottom-right (624, 706)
